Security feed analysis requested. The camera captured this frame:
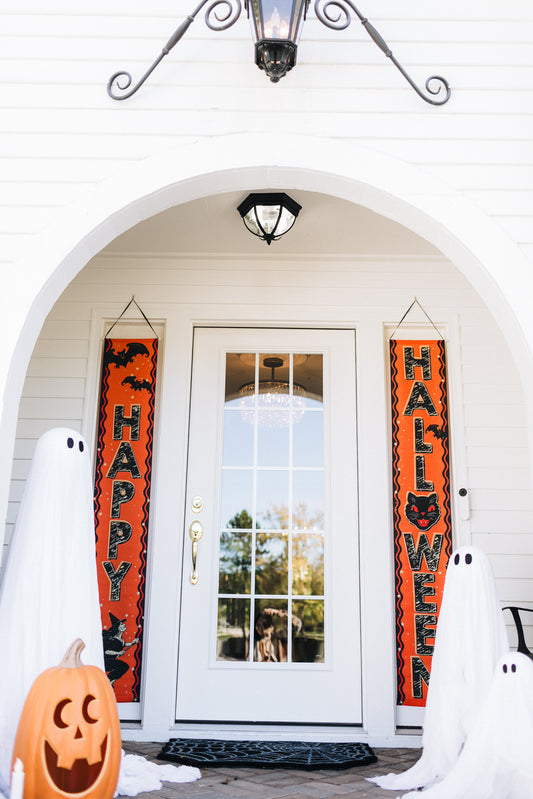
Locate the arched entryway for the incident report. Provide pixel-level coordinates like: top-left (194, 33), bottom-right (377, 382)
top-left (2, 136), bottom-right (533, 743)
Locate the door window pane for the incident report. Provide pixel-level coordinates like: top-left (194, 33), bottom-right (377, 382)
top-left (293, 471), bottom-right (324, 530)
top-left (257, 423), bottom-right (289, 467)
top-left (293, 412), bottom-right (323, 468)
top-left (255, 533), bottom-right (288, 595)
top-left (219, 532), bottom-right (252, 594)
top-left (223, 411), bottom-right (254, 466)
top-left (220, 470), bottom-right (253, 529)
top-left (294, 354), bottom-right (323, 408)
top-left (254, 600), bottom-right (288, 662)
top-left (256, 469), bottom-right (289, 529)
top-left (292, 600), bottom-right (324, 663)
top-left (217, 599), bottom-right (250, 661)
top-left (225, 354), bottom-right (255, 407)
top-left (292, 532), bottom-right (324, 596)
top-left (217, 352), bottom-right (326, 664)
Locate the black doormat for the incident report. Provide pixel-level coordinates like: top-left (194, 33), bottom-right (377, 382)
top-left (158, 738), bottom-right (377, 770)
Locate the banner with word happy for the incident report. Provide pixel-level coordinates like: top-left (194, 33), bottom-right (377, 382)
top-left (390, 339), bottom-right (453, 707)
top-left (94, 338), bottom-right (158, 702)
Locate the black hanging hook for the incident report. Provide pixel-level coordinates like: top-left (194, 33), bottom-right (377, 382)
top-left (107, 0), bottom-right (243, 100)
top-left (314, 0), bottom-right (451, 105)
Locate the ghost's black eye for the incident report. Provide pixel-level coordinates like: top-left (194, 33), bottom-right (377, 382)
top-left (454, 554), bottom-right (460, 565)
top-left (503, 664), bottom-right (508, 673)
top-left (79, 441), bottom-right (84, 452)
top-left (465, 553), bottom-right (472, 565)
top-left (67, 437), bottom-right (74, 449)
top-left (512, 663), bottom-right (517, 673)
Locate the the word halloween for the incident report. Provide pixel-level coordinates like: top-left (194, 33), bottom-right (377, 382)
top-left (390, 340), bottom-right (452, 706)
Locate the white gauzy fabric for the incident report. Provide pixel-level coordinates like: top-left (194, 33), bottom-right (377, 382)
top-left (400, 652), bottom-right (533, 799)
top-left (369, 545), bottom-right (509, 791)
top-left (0, 428), bottom-right (104, 795)
top-left (115, 752), bottom-right (201, 796)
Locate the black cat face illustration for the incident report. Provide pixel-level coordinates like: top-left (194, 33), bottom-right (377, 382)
top-left (405, 492), bottom-right (441, 531)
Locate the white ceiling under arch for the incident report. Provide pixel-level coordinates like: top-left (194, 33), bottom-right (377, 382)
top-left (103, 190), bottom-right (440, 257)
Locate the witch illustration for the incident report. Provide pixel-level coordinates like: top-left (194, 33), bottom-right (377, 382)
top-left (103, 613), bottom-right (139, 684)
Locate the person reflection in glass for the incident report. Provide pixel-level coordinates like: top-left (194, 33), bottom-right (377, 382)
top-left (254, 608), bottom-right (302, 662)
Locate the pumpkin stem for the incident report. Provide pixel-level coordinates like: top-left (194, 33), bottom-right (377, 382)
top-left (59, 639), bottom-right (86, 668)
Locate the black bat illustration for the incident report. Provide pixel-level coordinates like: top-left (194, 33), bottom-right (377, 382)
top-left (121, 375), bottom-right (152, 392)
top-left (104, 342), bottom-right (149, 368)
top-left (426, 423), bottom-right (447, 441)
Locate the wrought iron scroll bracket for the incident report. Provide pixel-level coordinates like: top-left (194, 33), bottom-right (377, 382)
top-left (107, 0), bottom-right (243, 100)
top-left (314, 0), bottom-right (451, 106)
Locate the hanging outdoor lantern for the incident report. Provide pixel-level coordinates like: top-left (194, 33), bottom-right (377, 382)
top-left (107, 0), bottom-right (451, 104)
top-left (237, 192), bottom-right (302, 244)
top-left (246, 0), bottom-right (308, 82)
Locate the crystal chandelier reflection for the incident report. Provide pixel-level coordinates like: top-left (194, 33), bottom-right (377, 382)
top-left (239, 356), bottom-right (306, 428)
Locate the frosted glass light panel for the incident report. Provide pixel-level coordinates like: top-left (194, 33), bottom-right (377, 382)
top-left (218, 352), bottom-right (325, 663)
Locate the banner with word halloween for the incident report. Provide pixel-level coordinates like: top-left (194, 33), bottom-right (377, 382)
top-left (94, 338), bottom-right (158, 702)
top-left (390, 339), bottom-right (453, 706)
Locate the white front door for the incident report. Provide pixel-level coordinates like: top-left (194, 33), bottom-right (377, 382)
top-left (175, 328), bottom-right (361, 725)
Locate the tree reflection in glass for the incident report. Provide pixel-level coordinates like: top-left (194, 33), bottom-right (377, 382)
top-left (292, 532), bottom-right (324, 595)
top-left (217, 598), bottom-right (250, 661)
top-left (292, 600), bottom-right (324, 663)
top-left (255, 533), bottom-right (288, 594)
top-left (218, 531), bottom-right (252, 594)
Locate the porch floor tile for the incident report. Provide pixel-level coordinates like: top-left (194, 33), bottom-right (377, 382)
top-left (119, 743), bottom-right (420, 799)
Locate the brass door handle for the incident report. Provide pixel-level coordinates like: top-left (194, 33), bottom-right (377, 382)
top-left (189, 521), bottom-right (203, 584)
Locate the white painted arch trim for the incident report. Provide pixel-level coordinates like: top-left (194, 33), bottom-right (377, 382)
top-left (2, 132), bottom-right (533, 550)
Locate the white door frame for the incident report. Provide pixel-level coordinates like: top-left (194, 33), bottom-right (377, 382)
top-left (176, 327), bottom-right (362, 726)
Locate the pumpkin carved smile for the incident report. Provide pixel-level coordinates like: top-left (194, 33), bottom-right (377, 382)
top-left (44, 737), bottom-right (108, 794)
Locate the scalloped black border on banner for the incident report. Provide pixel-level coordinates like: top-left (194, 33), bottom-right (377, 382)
top-left (94, 337), bottom-right (158, 702)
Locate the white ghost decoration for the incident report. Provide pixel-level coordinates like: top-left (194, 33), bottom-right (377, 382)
top-left (0, 428), bottom-right (104, 794)
top-left (369, 545), bottom-right (509, 791)
top-left (400, 652), bottom-right (533, 799)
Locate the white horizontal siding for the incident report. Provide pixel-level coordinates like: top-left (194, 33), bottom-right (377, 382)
top-left (1, 1), bottom-right (533, 265)
top-left (471, 514), bottom-right (533, 538)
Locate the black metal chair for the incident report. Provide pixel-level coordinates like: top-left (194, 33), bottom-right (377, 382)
top-left (503, 606), bottom-right (533, 658)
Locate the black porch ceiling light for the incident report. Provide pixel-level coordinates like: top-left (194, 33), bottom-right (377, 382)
top-left (107, 0), bottom-right (451, 104)
top-left (237, 192), bottom-right (302, 244)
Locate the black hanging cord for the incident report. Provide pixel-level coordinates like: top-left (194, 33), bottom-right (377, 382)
top-left (389, 297), bottom-right (444, 340)
top-left (105, 296), bottom-right (158, 338)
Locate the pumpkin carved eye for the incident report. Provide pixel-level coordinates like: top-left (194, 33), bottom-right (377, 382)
top-left (53, 699), bottom-right (71, 729)
top-left (83, 695), bottom-right (99, 724)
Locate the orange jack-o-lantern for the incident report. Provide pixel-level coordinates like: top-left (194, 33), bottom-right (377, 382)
top-left (12, 639), bottom-right (121, 799)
